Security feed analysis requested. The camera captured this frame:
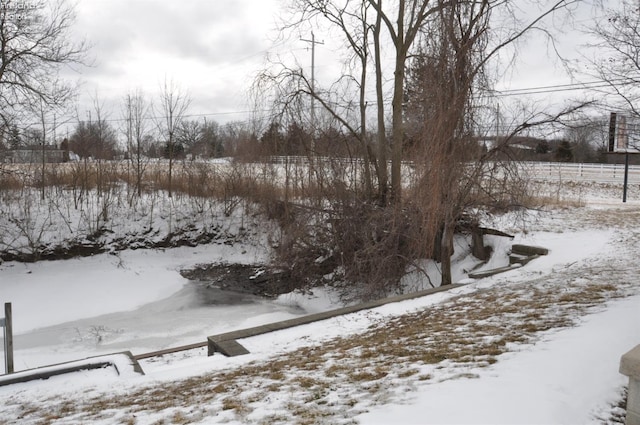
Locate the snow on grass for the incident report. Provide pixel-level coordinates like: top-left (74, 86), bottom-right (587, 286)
top-left (0, 185), bottom-right (262, 260)
top-left (361, 293), bottom-right (640, 425)
top-left (0, 180), bottom-right (639, 424)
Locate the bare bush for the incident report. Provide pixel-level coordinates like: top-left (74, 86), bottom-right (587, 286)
top-left (1, 192), bottom-right (54, 260)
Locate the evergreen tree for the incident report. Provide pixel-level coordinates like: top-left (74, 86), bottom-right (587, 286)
top-left (555, 140), bottom-right (573, 162)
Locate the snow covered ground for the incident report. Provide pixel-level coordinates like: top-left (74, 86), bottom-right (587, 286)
top-left (361, 294), bottom-right (640, 425)
top-left (0, 179), bottom-right (639, 424)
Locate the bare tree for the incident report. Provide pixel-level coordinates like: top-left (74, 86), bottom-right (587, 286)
top-left (201, 119), bottom-right (223, 158)
top-left (267, 0), bottom-right (578, 202)
top-left (412, 0), bottom-right (592, 285)
top-left (411, 0), bottom-right (489, 285)
top-left (261, 0), bottom-right (380, 196)
top-left (23, 97), bottom-right (68, 200)
top-left (176, 119), bottom-right (203, 156)
top-left (68, 118), bottom-right (117, 160)
top-left (367, 0), bottom-right (445, 201)
top-left (564, 119), bottom-right (602, 163)
top-left (587, 0), bottom-right (640, 119)
top-left (257, 0), bottom-right (586, 295)
top-left (271, 0), bottom-right (438, 202)
top-left (0, 0), bottom-right (87, 125)
top-left (37, 100), bottom-right (49, 201)
top-left (584, 0), bottom-right (640, 153)
top-left (223, 120), bottom-right (260, 159)
top-left (155, 78), bottom-right (191, 198)
top-left (122, 90), bottom-right (151, 199)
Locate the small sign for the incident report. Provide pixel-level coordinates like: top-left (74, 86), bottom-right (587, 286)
top-left (0, 318), bottom-right (4, 327)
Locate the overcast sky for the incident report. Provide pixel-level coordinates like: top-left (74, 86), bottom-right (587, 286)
top-left (67, 0), bottom-right (284, 128)
top-left (61, 0), bottom-right (603, 137)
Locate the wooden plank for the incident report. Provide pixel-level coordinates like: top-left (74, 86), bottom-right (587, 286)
top-left (0, 362), bottom-right (113, 387)
top-left (0, 352), bottom-right (144, 387)
top-left (511, 244), bottom-right (549, 256)
top-left (469, 265), bottom-right (519, 279)
top-left (133, 342), bottom-right (207, 360)
top-left (207, 284), bottom-right (465, 357)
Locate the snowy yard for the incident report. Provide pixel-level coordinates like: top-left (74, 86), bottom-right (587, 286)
top-left (0, 179), bottom-right (639, 424)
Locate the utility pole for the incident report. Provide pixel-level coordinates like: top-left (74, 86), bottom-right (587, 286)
top-left (40, 103), bottom-right (47, 200)
top-left (496, 103), bottom-right (500, 143)
top-left (623, 149), bottom-right (629, 203)
top-left (301, 32), bottom-right (324, 142)
top-left (610, 112), bottom-right (632, 203)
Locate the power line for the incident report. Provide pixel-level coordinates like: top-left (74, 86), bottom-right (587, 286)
top-left (9, 109), bottom-right (272, 130)
top-left (491, 77), bottom-right (639, 97)
top-left (301, 32), bottom-right (325, 136)
top-left (4, 76), bottom-right (638, 131)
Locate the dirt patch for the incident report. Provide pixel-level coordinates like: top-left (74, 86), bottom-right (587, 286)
top-left (180, 263), bottom-right (299, 298)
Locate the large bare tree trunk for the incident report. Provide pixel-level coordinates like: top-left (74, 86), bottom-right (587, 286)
top-left (369, 0), bottom-right (442, 203)
top-left (359, 3), bottom-right (374, 199)
top-left (390, 0), bottom-right (406, 203)
top-left (440, 220), bottom-right (455, 286)
top-left (373, 2), bottom-right (388, 203)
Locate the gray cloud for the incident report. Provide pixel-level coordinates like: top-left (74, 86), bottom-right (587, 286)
top-left (87, 2), bottom-right (266, 65)
top-left (56, 0), bottom-right (285, 130)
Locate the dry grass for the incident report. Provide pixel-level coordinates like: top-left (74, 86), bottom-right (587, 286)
top-left (0, 161), bottom-right (287, 202)
top-left (526, 194), bottom-right (585, 209)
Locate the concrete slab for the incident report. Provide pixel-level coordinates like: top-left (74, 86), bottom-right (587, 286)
top-left (621, 345), bottom-right (640, 425)
top-left (628, 379), bottom-right (640, 425)
top-left (621, 344), bottom-right (640, 378)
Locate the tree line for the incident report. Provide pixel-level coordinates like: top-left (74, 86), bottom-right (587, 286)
top-left (0, 115), bottom-right (612, 165)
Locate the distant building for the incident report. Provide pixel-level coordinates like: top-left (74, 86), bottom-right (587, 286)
top-left (607, 112), bottom-right (640, 165)
top-left (3, 145), bottom-right (65, 163)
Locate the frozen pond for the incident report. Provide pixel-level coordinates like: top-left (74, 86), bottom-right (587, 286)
top-left (0, 244), bottom-right (321, 372)
top-left (8, 283), bottom-right (307, 371)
